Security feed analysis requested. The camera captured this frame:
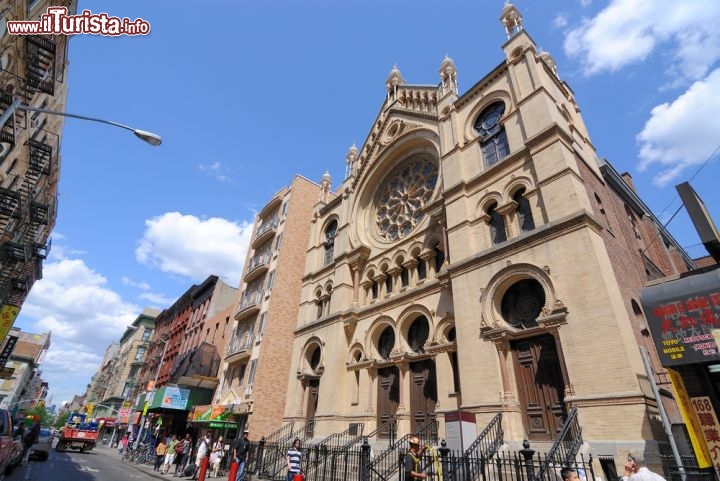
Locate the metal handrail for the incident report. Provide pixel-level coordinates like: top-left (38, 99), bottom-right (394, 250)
top-left (371, 418), bottom-right (439, 480)
top-left (537, 407), bottom-right (582, 480)
top-left (304, 423), bottom-right (365, 477)
top-left (464, 412), bottom-right (503, 458)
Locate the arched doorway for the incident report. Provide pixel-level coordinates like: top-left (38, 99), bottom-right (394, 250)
top-left (407, 316), bottom-right (437, 432)
top-left (501, 278), bottom-right (567, 440)
top-left (305, 345), bottom-right (322, 436)
top-left (376, 326), bottom-right (399, 438)
top-left (511, 334), bottom-right (567, 440)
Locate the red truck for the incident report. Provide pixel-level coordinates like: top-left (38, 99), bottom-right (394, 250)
top-left (55, 412), bottom-right (99, 453)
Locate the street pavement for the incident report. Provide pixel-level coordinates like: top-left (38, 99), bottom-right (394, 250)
top-left (94, 443), bottom-right (230, 481)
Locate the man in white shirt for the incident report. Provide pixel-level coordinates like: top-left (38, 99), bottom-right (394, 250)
top-left (621, 453), bottom-right (667, 481)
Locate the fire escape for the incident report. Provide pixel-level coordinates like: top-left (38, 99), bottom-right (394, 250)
top-left (0, 36), bottom-right (56, 309)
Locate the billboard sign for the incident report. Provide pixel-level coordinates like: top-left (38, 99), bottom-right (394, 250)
top-left (640, 268), bottom-right (720, 367)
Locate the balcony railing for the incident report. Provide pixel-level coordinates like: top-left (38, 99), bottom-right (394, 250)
top-left (255, 217), bottom-right (278, 240)
top-left (236, 291), bottom-right (262, 315)
top-left (244, 251), bottom-right (271, 282)
top-left (227, 332), bottom-right (254, 357)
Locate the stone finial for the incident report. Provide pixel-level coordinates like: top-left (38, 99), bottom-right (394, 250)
top-left (439, 55), bottom-right (458, 95)
top-left (319, 170), bottom-right (332, 203)
top-left (539, 50), bottom-right (559, 78)
top-left (386, 64), bottom-right (405, 101)
top-left (500, 2), bottom-right (523, 39)
top-left (345, 143), bottom-right (359, 179)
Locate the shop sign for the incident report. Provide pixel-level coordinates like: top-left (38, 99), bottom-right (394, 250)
top-left (192, 404), bottom-right (235, 422)
top-left (209, 421), bottom-right (236, 428)
top-left (159, 386), bottom-right (190, 410)
top-left (667, 369), bottom-right (711, 468)
top-left (0, 306), bottom-right (20, 345)
top-left (0, 335), bottom-right (18, 370)
top-left (641, 269), bottom-right (720, 367)
top-left (690, 395), bottom-right (720, 477)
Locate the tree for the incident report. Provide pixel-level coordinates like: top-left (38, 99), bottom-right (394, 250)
top-left (24, 405), bottom-right (53, 426)
top-left (53, 413), bottom-right (69, 429)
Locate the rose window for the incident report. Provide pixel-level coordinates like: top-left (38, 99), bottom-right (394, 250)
top-left (375, 157), bottom-right (438, 241)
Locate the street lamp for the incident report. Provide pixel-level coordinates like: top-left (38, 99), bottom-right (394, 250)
top-left (0, 99), bottom-right (162, 146)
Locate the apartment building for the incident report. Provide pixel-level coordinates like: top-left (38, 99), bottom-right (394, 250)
top-left (216, 175), bottom-right (322, 438)
top-left (133, 276), bottom-right (237, 438)
top-left (0, 326), bottom-right (50, 410)
top-left (91, 308), bottom-right (159, 423)
top-left (0, 0), bottom-right (75, 341)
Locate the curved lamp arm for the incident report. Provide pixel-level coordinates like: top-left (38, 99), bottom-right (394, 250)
top-left (1, 99), bottom-right (162, 146)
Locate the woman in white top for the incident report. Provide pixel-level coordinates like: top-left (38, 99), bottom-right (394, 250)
top-left (210, 435), bottom-right (224, 478)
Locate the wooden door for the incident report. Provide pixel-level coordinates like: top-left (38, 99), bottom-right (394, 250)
top-left (377, 366), bottom-right (399, 438)
top-left (409, 359), bottom-right (438, 434)
top-left (306, 379), bottom-right (319, 422)
top-left (512, 335), bottom-right (567, 441)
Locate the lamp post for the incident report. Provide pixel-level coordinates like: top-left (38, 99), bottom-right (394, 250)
top-left (0, 99), bottom-right (162, 146)
top-left (134, 334), bottom-right (169, 449)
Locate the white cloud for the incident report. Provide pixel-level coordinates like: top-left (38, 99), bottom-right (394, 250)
top-left (564, 0), bottom-right (720, 82)
top-left (198, 161), bottom-right (232, 183)
top-left (552, 14), bottom-right (568, 29)
top-left (121, 276), bottom-right (151, 290)
top-left (135, 212), bottom-right (253, 285)
top-left (17, 254), bottom-right (140, 404)
top-left (138, 291), bottom-right (175, 307)
top-left (580, 0), bottom-right (591, 6)
top-left (636, 68), bottom-right (720, 186)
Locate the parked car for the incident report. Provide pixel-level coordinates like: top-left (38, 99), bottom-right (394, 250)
top-left (29, 428), bottom-right (52, 461)
top-left (0, 409), bottom-right (18, 475)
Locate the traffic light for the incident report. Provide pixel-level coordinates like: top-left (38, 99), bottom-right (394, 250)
top-left (38, 399), bottom-right (45, 409)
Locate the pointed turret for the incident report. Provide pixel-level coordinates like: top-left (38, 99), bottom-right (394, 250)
top-left (386, 64), bottom-right (405, 102)
top-left (345, 143), bottom-right (359, 180)
top-left (319, 170), bottom-right (332, 203)
top-left (439, 55), bottom-right (458, 97)
top-left (500, 2), bottom-right (523, 39)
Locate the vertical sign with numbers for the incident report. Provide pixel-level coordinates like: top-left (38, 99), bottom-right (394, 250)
top-left (691, 396), bottom-right (720, 477)
top-left (668, 369), bottom-right (711, 467)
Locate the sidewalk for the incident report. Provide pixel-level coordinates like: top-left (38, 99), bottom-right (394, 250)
top-left (94, 443), bottom-right (229, 481)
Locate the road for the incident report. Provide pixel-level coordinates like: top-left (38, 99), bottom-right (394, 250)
top-left (0, 441), bottom-right (174, 481)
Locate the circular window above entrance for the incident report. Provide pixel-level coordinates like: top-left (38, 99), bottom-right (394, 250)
top-left (501, 279), bottom-right (545, 329)
top-left (375, 156), bottom-right (438, 241)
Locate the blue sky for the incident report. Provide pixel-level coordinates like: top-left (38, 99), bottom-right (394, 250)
top-left (12, 0), bottom-right (720, 406)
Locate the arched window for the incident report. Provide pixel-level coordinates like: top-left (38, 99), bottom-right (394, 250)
top-left (487, 202), bottom-right (507, 244)
top-left (378, 327), bottom-right (395, 360)
top-left (417, 256), bottom-right (427, 280)
top-left (316, 296), bottom-right (324, 320)
top-left (400, 265), bottom-right (409, 287)
top-left (434, 242), bottom-right (445, 272)
top-left (309, 347), bottom-right (321, 371)
top-left (594, 193), bottom-right (610, 231)
top-left (447, 327), bottom-right (460, 393)
top-left (385, 274), bottom-right (393, 294)
top-left (513, 188), bottom-right (535, 232)
top-left (475, 102), bottom-right (509, 167)
top-left (324, 220), bottom-right (337, 265)
top-left (407, 316), bottom-right (430, 353)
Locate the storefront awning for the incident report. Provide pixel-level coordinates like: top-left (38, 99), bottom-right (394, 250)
top-left (190, 404), bottom-right (238, 422)
top-left (97, 417), bottom-right (117, 428)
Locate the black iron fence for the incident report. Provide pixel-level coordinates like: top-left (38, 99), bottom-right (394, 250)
top-left (660, 454), bottom-right (716, 481)
top-left (245, 438), bottom-right (604, 481)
